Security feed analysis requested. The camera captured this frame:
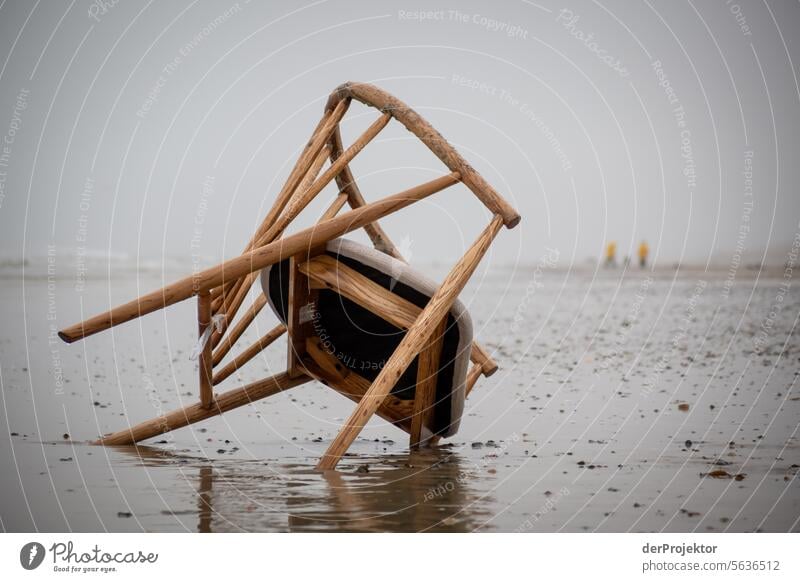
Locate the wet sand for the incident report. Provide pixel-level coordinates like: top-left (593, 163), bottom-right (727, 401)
top-left (1, 265), bottom-right (798, 532)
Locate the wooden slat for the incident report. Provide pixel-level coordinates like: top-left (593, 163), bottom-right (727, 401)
top-left (303, 338), bottom-right (413, 430)
top-left (249, 112), bottom-right (390, 258)
top-left (210, 271), bottom-right (259, 348)
top-left (197, 291), bottom-right (213, 408)
top-left (286, 256), bottom-right (312, 378)
top-left (465, 363), bottom-right (482, 397)
top-left (212, 152), bottom-right (355, 370)
top-left (320, 193), bottom-right (349, 221)
top-left (331, 184), bottom-right (498, 376)
top-left (295, 145), bottom-right (333, 206)
top-left (212, 144), bottom-right (332, 335)
top-left (299, 254), bottom-right (417, 328)
top-left (212, 113), bottom-right (391, 347)
top-left (256, 99), bottom-right (347, 240)
top-left (327, 82), bottom-right (521, 228)
top-left (470, 342), bottom-right (498, 377)
top-left (212, 293), bottom-right (268, 367)
top-left (299, 254), bottom-right (492, 376)
top-left (253, 145), bottom-right (333, 249)
top-left (316, 215), bottom-right (503, 470)
top-left (256, 99), bottom-right (348, 234)
top-left (96, 371), bottom-right (310, 445)
top-left (329, 124), bottom-right (403, 259)
top-left (57, 173), bottom-right (460, 343)
top-left (410, 315), bottom-right (447, 447)
top-left (260, 113), bottom-right (390, 247)
top-left (212, 100), bottom-right (350, 314)
top-left (212, 324), bottom-right (286, 385)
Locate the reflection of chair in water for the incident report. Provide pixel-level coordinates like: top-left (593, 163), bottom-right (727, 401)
top-left (104, 444), bottom-right (218, 532)
top-left (58, 82), bottom-right (520, 470)
top-left (290, 450), bottom-right (493, 532)
top-left (197, 466), bottom-right (213, 534)
top-left (114, 445), bottom-right (492, 532)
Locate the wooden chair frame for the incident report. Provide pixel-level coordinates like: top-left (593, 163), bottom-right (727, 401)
top-left (58, 82), bottom-right (520, 470)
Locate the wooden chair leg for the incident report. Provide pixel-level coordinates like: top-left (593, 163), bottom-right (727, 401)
top-left (327, 82), bottom-right (521, 227)
top-left (329, 124), bottom-right (403, 259)
top-left (410, 316), bottom-right (447, 448)
top-left (302, 338), bottom-right (414, 431)
top-left (287, 255), bottom-right (315, 378)
top-left (253, 99), bottom-right (349, 246)
top-left (212, 324), bottom-right (286, 385)
top-left (470, 342), bottom-right (498, 376)
top-left (339, 174), bottom-right (498, 376)
top-left (210, 139), bottom-right (324, 342)
top-left (212, 294), bottom-right (268, 366)
top-left (211, 99), bottom-right (350, 314)
top-left (210, 271), bottom-right (261, 348)
top-left (95, 371), bottom-right (310, 445)
top-left (58, 173), bottom-right (459, 343)
top-left (198, 291), bottom-right (214, 409)
top-left (320, 193), bottom-right (349, 221)
top-left (316, 215), bottom-right (503, 470)
top-left (213, 110), bottom-right (388, 335)
top-left (300, 254), bottom-right (496, 379)
top-left (465, 363), bottom-right (482, 397)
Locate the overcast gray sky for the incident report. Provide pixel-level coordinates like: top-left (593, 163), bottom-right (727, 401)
top-left (0, 0), bottom-right (798, 269)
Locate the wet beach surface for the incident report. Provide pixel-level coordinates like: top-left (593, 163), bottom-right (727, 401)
top-left (1, 265), bottom-right (798, 532)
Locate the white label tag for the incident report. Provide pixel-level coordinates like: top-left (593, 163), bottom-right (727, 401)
top-left (299, 303), bottom-right (315, 324)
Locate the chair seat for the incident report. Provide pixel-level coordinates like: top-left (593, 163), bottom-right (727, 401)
top-left (260, 238), bottom-right (473, 437)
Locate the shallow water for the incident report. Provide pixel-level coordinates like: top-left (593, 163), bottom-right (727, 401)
top-left (1, 266), bottom-right (798, 532)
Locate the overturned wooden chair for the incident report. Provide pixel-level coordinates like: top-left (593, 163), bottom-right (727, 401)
top-left (58, 82), bottom-right (521, 470)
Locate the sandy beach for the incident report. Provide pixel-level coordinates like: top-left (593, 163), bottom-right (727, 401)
top-left (1, 263), bottom-right (797, 532)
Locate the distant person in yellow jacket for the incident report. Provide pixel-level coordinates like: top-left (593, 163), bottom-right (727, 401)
top-left (638, 240), bottom-right (649, 268)
top-left (605, 241), bottom-right (617, 267)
